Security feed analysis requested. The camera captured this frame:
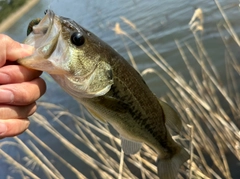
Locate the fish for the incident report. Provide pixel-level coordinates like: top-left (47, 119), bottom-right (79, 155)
top-left (18, 10), bottom-right (189, 179)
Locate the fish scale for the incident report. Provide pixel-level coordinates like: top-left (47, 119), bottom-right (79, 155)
top-left (104, 58), bottom-right (172, 153)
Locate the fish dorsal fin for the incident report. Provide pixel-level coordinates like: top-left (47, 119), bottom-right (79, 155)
top-left (85, 106), bottom-right (107, 123)
top-left (159, 100), bottom-right (182, 134)
top-left (120, 136), bottom-right (142, 155)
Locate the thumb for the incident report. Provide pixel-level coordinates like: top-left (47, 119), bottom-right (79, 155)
top-left (0, 34), bottom-right (34, 66)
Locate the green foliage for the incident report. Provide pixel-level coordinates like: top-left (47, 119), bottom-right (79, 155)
top-left (0, 0), bottom-right (27, 23)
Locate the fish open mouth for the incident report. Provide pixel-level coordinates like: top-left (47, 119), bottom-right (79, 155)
top-left (23, 9), bottom-right (59, 55)
top-left (27, 10), bottom-right (55, 36)
top-left (18, 10), bottom-right (66, 74)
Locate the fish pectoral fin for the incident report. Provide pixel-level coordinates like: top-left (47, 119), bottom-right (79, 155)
top-left (98, 96), bottom-right (129, 113)
top-left (84, 96), bottom-right (129, 124)
top-left (159, 100), bottom-right (182, 134)
top-left (86, 107), bottom-right (107, 123)
top-left (120, 136), bottom-right (142, 155)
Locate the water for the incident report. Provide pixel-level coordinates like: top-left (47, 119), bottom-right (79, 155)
top-left (1, 0), bottom-right (240, 178)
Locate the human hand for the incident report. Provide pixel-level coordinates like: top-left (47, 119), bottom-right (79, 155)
top-left (0, 34), bottom-right (46, 138)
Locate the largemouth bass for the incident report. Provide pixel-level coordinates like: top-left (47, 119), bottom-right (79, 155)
top-left (18, 10), bottom-right (189, 179)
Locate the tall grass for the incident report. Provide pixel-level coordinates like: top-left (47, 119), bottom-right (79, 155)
top-left (0, 1), bottom-right (239, 178)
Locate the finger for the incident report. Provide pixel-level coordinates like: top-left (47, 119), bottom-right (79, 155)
top-left (0, 65), bottom-right (42, 84)
top-left (0, 34), bottom-right (34, 66)
top-left (0, 118), bottom-right (30, 138)
top-left (0, 78), bottom-right (46, 105)
top-left (0, 103), bottom-right (37, 119)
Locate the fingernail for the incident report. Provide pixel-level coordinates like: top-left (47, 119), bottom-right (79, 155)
top-left (20, 44), bottom-right (35, 54)
top-left (0, 123), bottom-right (7, 135)
top-left (0, 89), bottom-right (14, 103)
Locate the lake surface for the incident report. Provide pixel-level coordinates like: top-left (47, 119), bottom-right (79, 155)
top-left (1, 0), bottom-right (240, 178)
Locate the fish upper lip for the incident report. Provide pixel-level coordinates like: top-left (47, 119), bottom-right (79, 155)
top-left (48, 10), bottom-right (55, 27)
top-left (45, 10), bottom-right (55, 35)
top-left (23, 10), bottom-right (60, 61)
top-left (31, 10), bottom-right (55, 35)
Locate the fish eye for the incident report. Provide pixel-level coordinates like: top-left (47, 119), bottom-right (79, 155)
top-left (71, 32), bottom-right (85, 46)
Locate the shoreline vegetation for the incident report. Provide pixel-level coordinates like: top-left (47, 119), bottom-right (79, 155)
top-left (0, 1), bottom-right (240, 179)
top-left (0, 0), bottom-right (39, 32)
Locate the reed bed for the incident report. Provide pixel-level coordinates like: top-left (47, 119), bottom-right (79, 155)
top-left (0, 1), bottom-right (239, 178)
